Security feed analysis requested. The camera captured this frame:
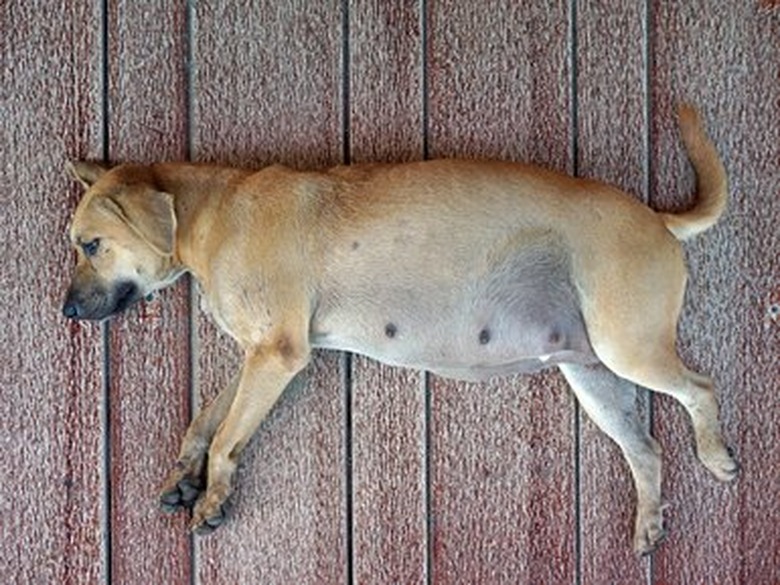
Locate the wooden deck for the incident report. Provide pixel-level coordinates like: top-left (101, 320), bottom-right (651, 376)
top-left (2, 1), bottom-right (778, 583)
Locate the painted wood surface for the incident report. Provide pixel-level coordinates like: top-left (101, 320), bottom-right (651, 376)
top-left (2, 1), bottom-right (778, 584)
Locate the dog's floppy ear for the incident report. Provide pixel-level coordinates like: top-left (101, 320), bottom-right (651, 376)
top-left (68, 161), bottom-right (108, 189)
top-left (99, 190), bottom-right (177, 257)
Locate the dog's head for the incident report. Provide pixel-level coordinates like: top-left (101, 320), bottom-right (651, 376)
top-left (62, 161), bottom-right (180, 321)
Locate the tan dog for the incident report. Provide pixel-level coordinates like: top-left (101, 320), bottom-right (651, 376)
top-left (63, 104), bottom-right (737, 554)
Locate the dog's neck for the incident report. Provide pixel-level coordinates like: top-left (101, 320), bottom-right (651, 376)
top-left (151, 163), bottom-right (253, 283)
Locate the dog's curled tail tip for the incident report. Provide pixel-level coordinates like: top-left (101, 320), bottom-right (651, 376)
top-left (661, 103), bottom-right (728, 241)
top-left (676, 102), bottom-right (700, 130)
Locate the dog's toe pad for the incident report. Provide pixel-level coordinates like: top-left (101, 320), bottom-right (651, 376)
top-left (191, 506), bottom-right (227, 535)
top-left (160, 501), bottom-right (179, 514)
top-left (178, 479), bottom-right (202, 503)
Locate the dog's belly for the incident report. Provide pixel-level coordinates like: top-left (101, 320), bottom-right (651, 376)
top-left (310, 233), bottom-right (596, 381)
top-left (311, 295), bottom-right (595, 380)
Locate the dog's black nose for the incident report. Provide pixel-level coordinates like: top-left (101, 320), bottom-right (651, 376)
top-left (62, 297), bottom-right (81, 319)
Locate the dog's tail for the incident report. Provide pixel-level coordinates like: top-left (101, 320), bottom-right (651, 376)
top-left (660, 104), bottom-right (728, 241)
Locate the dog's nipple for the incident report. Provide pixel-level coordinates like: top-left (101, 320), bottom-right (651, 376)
top-left (547, 327), bottom-right (563, 349)
top-left (385, 323), bottom-right (397, 338)
top-left (479, 328), bottom-right (491, 345)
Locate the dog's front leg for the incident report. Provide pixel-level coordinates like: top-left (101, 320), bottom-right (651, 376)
top-left (159, 368), bottom-right (242, 513)
top-left (189, 335), bottom-right (311, 533)
top-left (559, 363), bottom-right (665, 555)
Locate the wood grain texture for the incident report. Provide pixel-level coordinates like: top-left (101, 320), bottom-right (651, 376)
top-left (429, 375), bottom-right (577, 583)
top-left (349, 0), bottom-right (425, 163)
top-left (348, 2), bottom-right (429, 583)
top-left (350, 357), bottom-right (428, 585)
top-left (649, 3), bottom-right (780, 583)
top-left (426, 2), bottom-right (577, 582)
top-left (191, 0), bottom-right (343, 169)
top-left (736, 9), bottom-right (780, 582)
top-left (574, 1), bottom-right (652, 581)
top-left (190, 2), bottom-right (348, 582)
top-left (105, 2), bottom-right (193, 582)
top-left (0, 2), bottom-right (106, 583)
top-left (427, 0), bottom-right (572, 170)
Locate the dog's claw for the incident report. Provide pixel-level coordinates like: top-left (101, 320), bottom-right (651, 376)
top-left (191, 514), bottom-right (221, 535)
top-left (160, 489), bottom-right (182, 514)
top-left (634, 526), bottom-right (667, 556)
top-left (637, 526), bottom-right (667, 556)
top-left (192, 522), bottom-right (217, 536)
top-left (722, 446), bottom-right (741, 480)
top-left (160, 501), bottom-right (179, 514)
top-left (633, 506), bottom-right (668, 556)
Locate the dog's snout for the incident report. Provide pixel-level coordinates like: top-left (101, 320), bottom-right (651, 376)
top-left (61, 279), bottom-right (141, 321)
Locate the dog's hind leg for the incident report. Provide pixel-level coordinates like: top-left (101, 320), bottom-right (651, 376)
top-left (577, 236), bottom-right (738, 484)
top-left (159, 369), bottom-right (241, 513)
top-left (560, 363), bottom-right (665, 554)
top-left (583, 273), bottom-right (738, 484)
top-left (596, 341), bottom-right (738, 484)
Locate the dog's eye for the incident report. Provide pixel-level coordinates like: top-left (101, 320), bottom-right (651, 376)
top-left (81, 239), bottom-right (100, 257)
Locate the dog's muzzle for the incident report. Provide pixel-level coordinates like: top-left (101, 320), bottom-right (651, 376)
top-left (62, 280), bottom-right (140, 321)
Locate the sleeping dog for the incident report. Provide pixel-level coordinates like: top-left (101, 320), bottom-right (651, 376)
top-left (62, 104), bottom-right (737, 553)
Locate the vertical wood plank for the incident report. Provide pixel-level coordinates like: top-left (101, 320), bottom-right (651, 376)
top-left (348, 2), bottom-right (428, 583)
top-left (429, 377), bottom-right (577, 583)
top-left (649, 3), bottom-right (780, 583)
top-left (574, 1), bottom-right (652, 581)
top-left (105, 2), bottom-right (192, 582)
top-left (0, 1), bottom-right (105, 583)
top-left (190, 2), bottom-right (348, 582)
top-left (426, 2), bottom-right (577, 582)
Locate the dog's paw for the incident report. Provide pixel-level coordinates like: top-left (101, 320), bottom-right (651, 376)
top-left (159, 462), bottom-right (205, 513)
top-left (633, 506), bottom-right (667, 556)
top-left (700, 446), bottom-right (740, 483)
top-left (634, 523), bottom-right (667, 556)
top-left (633, 525), bottom-right (667, 556)
top-left (190, 485), bottom-right (231, 535)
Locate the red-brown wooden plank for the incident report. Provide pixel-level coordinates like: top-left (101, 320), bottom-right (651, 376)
top-left (348, 2), bottom-right (429, 583)
top-left (426, 2), bottom-right (577, 582)
top-left (190, 3), bottom-right (348, 582)
top-left (0, 2), bottom-right (106, 583)
top-left (350, 358), bottom-right (427, 583)
top-left (574, 2), bottom-right (653, 581)
top-left (650, 3), bottom-right (780, 583)
top-left (105, 2), bottom-right (192, 582)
